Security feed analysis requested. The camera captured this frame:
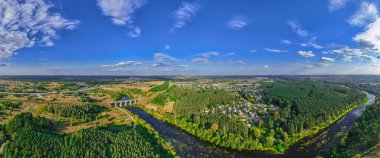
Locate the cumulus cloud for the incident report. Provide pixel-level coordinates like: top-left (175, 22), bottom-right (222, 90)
top-left (152, 62), bottom-right (171, 67)
top-left (192, 58), bottom-right (208, 64)
top-left (288, 20), bottom-right (308, 37)
top-left (0, 0), bottom-right (79, 58)
top-left (329, 46), bottom-right (379, 62)
top-left (358, 54), bottom-right (377, 62)
top-left (226, 15), bottom-right (249, 30)
top-left (341, 55), bottom-right (352, 62)
top-left (328, 0), bottom-right (349, 12)
top-left (263, 65), bottom-right (269, 68)
top-left (348, 2), bottom-right (378, 26)
top-left (101, 61), bottom-right (142, 68)
top-left (297, 51), bottom-right (315, 58)
top-left (154, 52), bottom-right (177, 61)
top-left (97, 0), bottom-right (147, 38)
top-left (320, 57), bottom-right (335, 62)
top-left (171, 2), bottom-right (200, 32)
top-left (264, 48), bottom-right (287, 53)
top-left (353, 18), bottom-right (380, 49)
top-left (350, 2), bottom-right (380, 50)
top-left (197, 51), bottom-right (220, 57)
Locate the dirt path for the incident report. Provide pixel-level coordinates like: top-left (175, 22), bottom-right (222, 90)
top-left (116, 107), bottom-right (136, 130)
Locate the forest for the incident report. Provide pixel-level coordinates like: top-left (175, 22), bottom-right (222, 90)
top-left (45, 104), bottom-right (105, 122)
top-left (2, 112), bottom-right (174, 158)
top-left (262, 82), bottom-right (367, 135)
top-left (329, 99), bottom-right (380, 157)
top-left (0, 101), bottom-right (21, 110)
top-left (145, 82), bottom-right (368, 152)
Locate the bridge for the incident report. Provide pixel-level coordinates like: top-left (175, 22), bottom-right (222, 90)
top-left (109, 99), bottom-right (139, 107)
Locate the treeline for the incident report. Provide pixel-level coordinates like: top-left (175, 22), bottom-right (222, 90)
top-left (0, 101), bottom-right (21, 110)
top-left (98, 88), bottom-right (143, 101)
top-left (262, 82), bottom-right (367, 135)
top-left (152, 82), bottom-right (367, 152)
top-left (149, 82), bottom-right (169, 92)
top-left (78, 92), bottom-right (98, 103)
top-left (3, 113), bottom-right (174, 158)
top-left (45, 104), bottom-right (105, 122)
top-left (59, 82), bottom-right (81, 91)
top-left (330, 99), bottom-right (380, 157)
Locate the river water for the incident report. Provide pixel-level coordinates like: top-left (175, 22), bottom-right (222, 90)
top-left (128, 92), bottom-right (376, 158)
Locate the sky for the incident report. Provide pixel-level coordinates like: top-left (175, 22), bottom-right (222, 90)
top-left (0, 0), bottom-right (380, 75)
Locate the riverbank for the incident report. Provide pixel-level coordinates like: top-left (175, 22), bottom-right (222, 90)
top-left (129, 92), bottom-right (373, 157)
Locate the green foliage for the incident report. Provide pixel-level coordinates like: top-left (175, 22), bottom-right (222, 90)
top-left (262, 82), bottom-right (367, 134)
top-left (59, 82), bottom-right (81, 91)
top-left (0, 100), bottom-right (21, 110)
top-left (98, 88), bottom-right (143, 101)
top-left (34, 85), bottom-right (48, 91)
top-left (149, 81), bottom-right (169, 92)
top-left (158, 82), bottom-right (366, 152)
top-left (151, 93), bottom-right (170, 106)
top-left (45, 104), bottom-right (105, 122)
top-left (78, 92), bottom-right (98, 103)
top-left (330, 100), bottom-right (380, 157)
top-left (3, 113), bottom-right (174, 158)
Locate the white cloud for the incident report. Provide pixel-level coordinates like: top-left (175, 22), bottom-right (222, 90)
top-left (263, 65), bottom-right (269, 68)
top-left (348, 2), bottom-right (378, 26)
top-left (171, 2), bottom-right (200, 32)
top-left (328, 0), bottom-right (349, 12)
top-left (101, 61), bottom-right (142, 68)
top-left (97, 0), bottom-right (147, 38)
top-left (224, 52), bottom-right (235, 56)
top-left (300, 43), bottom-right (308, 47)
top-left (297, 51), bottom-right (315, 58)
top-left (152, 62), bottom-right (171, 67)
top-left (226, 15), bottom-right (249, 30)
top-left (198, 51), bottom-right (220, 57)
top-left (192, 58), bottom-right (208, 64)
top-left (353, 18), bottom-right (380, 49)
top-left (329, 46), bottom-right (379, 62)
top-left (288, 20), bottom-right (308, 37)
top-left (322, 51), bottom-right (329, 54)
top-left (264, 48), bottom-right (287, 53)
top-left (178, 64), bottom-right (189, 68)
top-left (358, 54), bottom-right (377, 62)
top-left (127, 26), bottom-right (141, 38)
top-left (308, 37), bottom-right (324, 49)
top-left (0, 0), bottom-right (79, 58)
top-left (281, 40), bottom-right (292, 45)
top-left (164, 44), bottom-right (171, 50)
top-left (320, 57), bottom-right (335, 62)
top-left (154, 52), bottom-right (177, 61)
top-left (341, 55), bottom-right (352, 61)
top-left (236, 60), bottom-right (245, 64)
top-left (349, 2), bottom-right (380, 50)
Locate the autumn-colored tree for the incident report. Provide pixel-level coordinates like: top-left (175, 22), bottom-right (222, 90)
top-left (211, 123), bottom-right (219, 132)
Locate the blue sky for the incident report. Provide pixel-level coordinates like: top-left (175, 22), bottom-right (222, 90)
top-left (0, 0), bottom-right (380, 75)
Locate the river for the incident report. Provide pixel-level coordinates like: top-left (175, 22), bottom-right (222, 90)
top-left (128, 92), bottom-right (376, 158)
